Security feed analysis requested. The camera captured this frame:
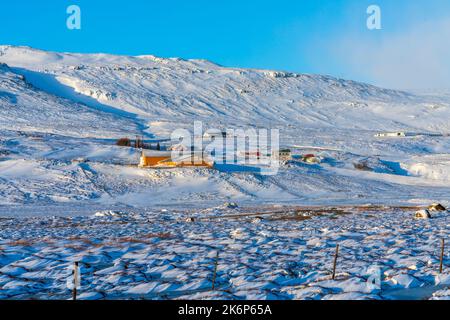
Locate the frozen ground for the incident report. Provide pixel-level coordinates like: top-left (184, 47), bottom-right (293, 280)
top-left (1, 127), bottom-right (449, 210)
top-left (0, 46), bottom-right (450, 300)
top-left (1, 205), bottom-right (450, 300)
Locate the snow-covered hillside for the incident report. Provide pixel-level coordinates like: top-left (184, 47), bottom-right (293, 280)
top-left (0, 63), bottom-right (140, 138)
top-left (0, 45), bottom-right (449, 210)
top-left (1, 45), bottom-right (450, 136)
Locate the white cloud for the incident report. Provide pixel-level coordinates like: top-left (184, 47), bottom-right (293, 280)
top-left (332, 18), bottom-right (450, 90)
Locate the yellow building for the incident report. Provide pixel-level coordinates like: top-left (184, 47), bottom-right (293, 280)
top-left (139, 150), bottom-right (213, 168)
top-left (139, 150), bottom-right (172, 167)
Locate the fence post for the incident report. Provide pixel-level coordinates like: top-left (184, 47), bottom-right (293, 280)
top-left (73, 261), bottom-right (79, 300)
top-left (440, 239), bottom-right (445, 274)
top-left (211, 251), bottom-right (220, 290)
top-left (332, 244), bottom-right (339, 280)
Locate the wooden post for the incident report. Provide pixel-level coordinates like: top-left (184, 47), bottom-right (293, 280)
top-left (73, 261), bottom-right (79, 301)
top-left (332, 244), bottom-right (339, 280)
top-left (440, 239), bottom-right (445, 274)
top-left (211, 251), bottom-right (220, 290)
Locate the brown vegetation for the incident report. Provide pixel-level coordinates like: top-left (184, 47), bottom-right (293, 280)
top-left (116, 137), bottom-right (131, 147)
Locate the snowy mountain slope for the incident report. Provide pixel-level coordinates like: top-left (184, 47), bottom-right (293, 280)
top-left (0, 63), bottom-right (141, 138)
top-left (1, 45), bottom-right (450, 136)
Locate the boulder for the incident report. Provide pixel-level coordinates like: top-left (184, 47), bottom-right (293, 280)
top-left (224, 202), bottom-right (238, 209)
top-left (428, 203), bottom-right (446, 212)
top-left (415, 209), bottom-right (432, 219)
top-left (251, 217), bottom-right (263, 224)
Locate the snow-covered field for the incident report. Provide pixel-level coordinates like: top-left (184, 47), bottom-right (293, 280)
top-left (0, 46), bottom-right (450, 300)
top-left (1, 205), bottom-right (450, 300)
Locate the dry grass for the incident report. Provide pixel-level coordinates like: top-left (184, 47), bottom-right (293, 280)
top-left (141, 232), bottom-right (174, 239)
top-left (65, 236), bottom-right (104, 248)
top-left (204, 206), bottom-right (354, 222)
top-left (117, 237), bottom-right (153, 244)
top-left (350, 205), bottom-right (421, 212)
top-left (7, 239), bottom-right (35, 246)
top-left (268, 215), bottom-right (312, 222)
top-left (63, 244), bottom-right (90, 250)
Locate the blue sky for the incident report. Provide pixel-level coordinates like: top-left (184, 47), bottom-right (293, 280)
top-left (1, 0), bottom-right (450, 89)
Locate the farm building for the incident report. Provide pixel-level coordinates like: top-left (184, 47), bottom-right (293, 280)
top-left (139, 150), bottom-right (172, 167)
top-left (302, 154), bottom-right (321, 164)
top-left (277, 149), bottom-right (292, 162)
top-left (374, 132), bottom-right (407, 138)
top-left (139, 150), bottom-right (213, 168)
